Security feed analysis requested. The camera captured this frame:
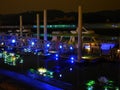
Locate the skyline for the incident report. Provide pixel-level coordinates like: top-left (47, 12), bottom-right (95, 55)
top-left (0, 0), bottom-right (120, 14)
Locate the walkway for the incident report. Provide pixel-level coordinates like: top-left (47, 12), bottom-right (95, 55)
top-left (0, 69), bottom-right (63, 90)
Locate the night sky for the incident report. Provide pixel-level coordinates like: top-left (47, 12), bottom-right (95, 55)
top-left (0, 0), bottom-right (120, 14)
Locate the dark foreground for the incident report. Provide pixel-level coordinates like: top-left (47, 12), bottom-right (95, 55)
top-left (0, 53), bottom-right (120, 90)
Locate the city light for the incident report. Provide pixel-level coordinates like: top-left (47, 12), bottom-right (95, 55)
top-left (59, 74), bottom-right (62, 78)
top-left (59, 45), bottom-right (62, 49)
top-left (55, 54), bottom-right (59, 57)
top-left (69, 68), bottom-right (73, 71)
top-left (11, 39), bottom-right (16, 43)
top-left (31, 41), bottom-right (35, 46)
top-left (101, 43), bottom-right (115, 50)
top-left (70, 46), bottom-right (73, 50)
top-left (46, 43), bottom-right (50, 48)
top-left (1, 51), bottom-right (23, 66)
top-left (37, 67), bottom-right (54, 78)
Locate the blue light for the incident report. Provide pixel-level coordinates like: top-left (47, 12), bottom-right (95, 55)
top-left (71, 60), bottom-right (74, 63)
top-left (70, 46), bottom-right (73, 50)
top-left (11, 39), bottom-right (16, 43)
top-left (47, 44), bottom-right (50, 47)
top-left (85, 45), bottom-right (90, 49)
top-left (101, 43), bottom-right (115, 50)
top-left (59, 45), bottom-right (62, 49)
top-left (70, 56), bottom-right (74, 60)
top-left (55, 58), bottom-right (58, 60)
top-left (55, 54), bottom-right (59, 57)
top-left (70, 56), bottom-right (75, 63)
top-left (31, 42), bottom-right (35, 46)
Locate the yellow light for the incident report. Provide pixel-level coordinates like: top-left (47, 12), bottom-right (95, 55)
top-left (87, 48), bottom-right (91, 51)
top-left (91, 43), bottom-right (95, 46)
top-left (12, 56), bottom-right (16, 61)
top-left (38, 68), bottom-right (47, 73)
top-left (82, 56), bottom-right (90, 59)
top-left (117, 49), bottom-right (120, 53)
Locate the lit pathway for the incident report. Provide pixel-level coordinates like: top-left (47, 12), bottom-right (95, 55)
top-left (0, 69), bottom-right (63, 90)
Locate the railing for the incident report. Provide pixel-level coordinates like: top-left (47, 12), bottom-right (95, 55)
top-left (0, 34), bottom-right (75, 54)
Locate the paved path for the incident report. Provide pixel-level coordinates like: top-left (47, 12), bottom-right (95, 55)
top-left (0, 69), bottom-right (63, 90)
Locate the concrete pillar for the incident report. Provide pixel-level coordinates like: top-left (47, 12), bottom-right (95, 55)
top-left (44, 9), bottom-right (47, 41)
top-left (20, 16), bottom-right (23, 37)
top-left (77, 6), bottom-right (82, 62)
top-left (43, 9), bottom-right (48, 54)
top-left (37, 14), bottom-right (40, 39)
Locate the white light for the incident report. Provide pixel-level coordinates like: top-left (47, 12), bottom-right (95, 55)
top-left (1, 42), bottom-right (4, 45)
top-left (70, 57), bottom-right (74, 60)
top-left (71, 60), bottom-right (74, 63)
top-left (10, 53), bottom-right (15, 56)
top-left (117, 49), bottom-right (120, 53)
top-left (55, 58), bottom-right (58, 60)
top-left (104, 87), bottom-right (108, 90)
top-left (38, 68), bottom-right (47, 74)
top-left (47, 44), bottom-right (50, 47)
top-left (59, 45), bottom-right (62, 49)
top-left (70, 68), bottom-right (73, 71)
top-left (116, 87), bottom-right (119, 90)
top-left (12, 39), bottom-right (16, 43)
top-left (31, 42), bottom-right (35, 46)
top-left (70, 46), bottom-right (73, 50)
top-left (87, 86), bottom-right (93, 90)
top-left (55, 54), bottom-right (58, 57)
top-left (59, 74), bottom-right (62, 77)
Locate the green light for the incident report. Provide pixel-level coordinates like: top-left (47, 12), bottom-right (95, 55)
top-left (108, 80), bottom-right (113, 83)
top-left (37, 67), bottom-right (54, 78)
top-left (116, 87), bottom-right (119, 90)
top-left (20, 59), bottom-right (23, 63)
top-left (86, 80), bottom-right (95, 86)
top-left (49, 75), bottom-right (53, 78)
top-left (2, 51), bottom-right (24, 66)
top-left (50, 72), bottom-right (53, 75)
top-left (33, 24), bottom-right (76, 29)
top-left (29, 68), bottom-right (35, 73)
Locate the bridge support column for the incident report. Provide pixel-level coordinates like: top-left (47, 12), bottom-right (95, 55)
top-left (37, 14), bottom-right (40, 39)
top-left (44, 9), bottom-right (48, 54)
top-left (20, 15), bottom-right (23, 37)
top-left (77, 6), bottom-right (82, 62)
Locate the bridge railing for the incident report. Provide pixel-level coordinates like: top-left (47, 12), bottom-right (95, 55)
top-left (0, 34), bottom-right (76, 54)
